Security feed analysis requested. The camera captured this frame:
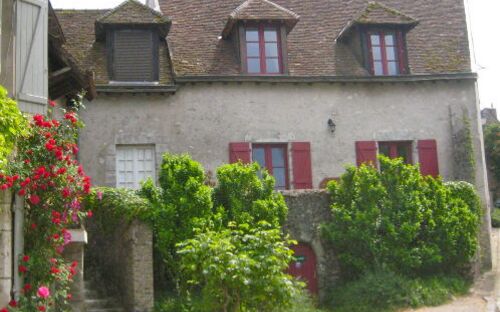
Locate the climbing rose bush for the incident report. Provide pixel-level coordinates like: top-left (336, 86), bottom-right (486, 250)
top-left (0, 109), bottom-right (92, 311)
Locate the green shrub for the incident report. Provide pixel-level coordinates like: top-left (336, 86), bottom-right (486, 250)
top-left (484, 123), bottom-right (500, 181)
top-left (329, 269), bottom-right (470, 312)
top-left (0, 85), bottom-right (28, 169)
top-left (323, 156), bottom-right (481, 279)
top-left (214, 162), bottom-right (288, 227)
top-left (139, 153), bottom-right (214, 290)
top-left (177, 222), bottom-right (300, 312)
top-left (492, 208), bottom-right (500, 228)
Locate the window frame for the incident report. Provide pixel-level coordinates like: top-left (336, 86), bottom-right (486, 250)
top-left (107, 27), bottom-right (160, 83)
top-left (365, 28), bottom-right (407, 76)
top-left (252, 143), bottom-right (290, 190)
top-left (115, 145), bottom-right (156, 190)
top-left (242, 23), bottom-right (284, 75)
top-left (378, 141), bottom-right (413, 164)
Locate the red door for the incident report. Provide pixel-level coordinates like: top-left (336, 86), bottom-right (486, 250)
top-left (287, 243), bottom-right (318, 295)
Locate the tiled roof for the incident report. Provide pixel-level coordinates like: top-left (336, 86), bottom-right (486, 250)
top-left (56, 0), bottom-right (472, 80)
top-left (222, 0), bottom-right (299, 38)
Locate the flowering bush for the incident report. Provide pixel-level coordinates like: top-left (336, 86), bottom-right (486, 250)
top-left (0, 106), bottom-right (92, 311)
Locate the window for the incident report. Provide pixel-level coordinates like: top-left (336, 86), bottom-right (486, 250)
top-left (109, 29), bottom-right (159, 82)
top-left (116, 146), bottom-right (155, 189)
top-left (252, 144), bottom-right (289, 190)
top-left (366, 30), bottom-right (405, 76)
top-left (378, 141), bottom-right (413, 164)
top-left (244, 25), bottom-right (282, 74)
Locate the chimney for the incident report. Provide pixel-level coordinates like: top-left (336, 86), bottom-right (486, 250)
top-left (146, 0), bottom-right (161, 12)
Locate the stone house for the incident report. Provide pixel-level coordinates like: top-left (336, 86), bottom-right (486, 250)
top-left (0, 0), bottom-right (94, 306)
top-left (54, 0), bottom-right (492, 298)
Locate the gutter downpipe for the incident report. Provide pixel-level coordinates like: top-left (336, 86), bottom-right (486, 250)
top-left (12, 195), bottom-right (24, 301)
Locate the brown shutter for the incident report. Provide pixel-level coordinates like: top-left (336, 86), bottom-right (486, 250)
top-left (229, 142), bottom-right (251, 164)
top-left (292, 142), bottom-right (313, 189)
top-left (112, 30), bottom-right (157, 82)
top-left (356, 141), bottom-right (378, 167)
top-left (418, 140), bottom-right (439, 177)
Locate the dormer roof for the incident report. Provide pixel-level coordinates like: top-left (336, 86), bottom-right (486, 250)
top-left (222, 0), bottom-right (299, 38)
top-left (336, 2), bottom-right (418, 41)
top-left (95, 0), bottom-right (171, 40)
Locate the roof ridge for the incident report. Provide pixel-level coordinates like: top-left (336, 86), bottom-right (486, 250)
top-left (96, 0), bottom-right (168, 23)
top-left (359, 1), bottom-right (418, 23)
top-left (230, 0), bottom-right (299, 19)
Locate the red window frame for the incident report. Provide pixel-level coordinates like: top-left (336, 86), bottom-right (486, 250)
top-left (366, 30), bottom-right (406, 76)
top-left (244, 24), bottom-right (283, 75)
top-left (378, 141), bottom-right (413, 164)
top-left (252, 144), bottom-right (289, 190)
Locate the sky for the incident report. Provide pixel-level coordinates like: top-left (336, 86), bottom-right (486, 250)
top-left (51, 0), bottom-right (499, 109)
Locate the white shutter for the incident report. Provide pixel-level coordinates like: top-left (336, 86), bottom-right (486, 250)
top-left (116, 146), bottom-right (156, 189)
top-left (15, 0), bottom-right (48, 114)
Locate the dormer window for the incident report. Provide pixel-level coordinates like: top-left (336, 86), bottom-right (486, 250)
top-left (244, 25), bottom-right (282, 74)
top-left (366, 30), bottom-right (405, 76)
top-left (108, 29), bottom-right (159, 83)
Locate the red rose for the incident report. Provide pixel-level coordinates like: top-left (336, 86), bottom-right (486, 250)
top-left (30, 223), bottom-right (37, 230)
top-left (67, 293), bottom-right (72, 300)
top-left (87, 211), bottom-right (93, 218)
top-left (53, 234), bottom-right (60, 240)
top-left (52, 218), bottom-right (61, 225)
top-left (18, 189), bottom-right (26, 196)
top-left (38, 306), bottom-right (46, 311)
top-left (48, 100), bottom-right (56, 107)
top-left (22, 255), bottom-right (30, 262)
top-left (1, 308), bottom-right (8, 312)
top-left (23, 283), bottom-right (32, 292)
top-left (71, 261), bottom-right (78, 268)
top-left (50, 266), bottom-right (60, 274)
top-left (18, 265), bottom-right (27, 274)
top-left (29, 195), bottom-right (40, 205)
top-left (62, 188), bottom-right (71, 198)
top-left (8, 300), bottom-right (17, 307)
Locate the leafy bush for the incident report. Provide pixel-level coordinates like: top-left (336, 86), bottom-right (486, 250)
top-left (0, 85), bottom-right (28, 169)
top-left (178, 222), bottom-right (299, 312)
top-left (484, 123), bottom-right (500, 181)
top-left (139, 153), bottom-right (214, 289)
top-left (323, 156), bottom-right (481, 279)
top-left (492, 208), bottom-right (500, 228)
top-left (329, 269), bottom-right (470, 312)
top-left (214, 162), bottom-right (287, 227)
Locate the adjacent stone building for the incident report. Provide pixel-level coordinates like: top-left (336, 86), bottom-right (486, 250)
top-left (55, 0), bottom-right (493, 297)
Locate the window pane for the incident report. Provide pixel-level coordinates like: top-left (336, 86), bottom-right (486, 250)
top-left (397, 144), bottom-right (411, 164)
top-left (247, 43), bottom-right (260, 57)
top-left (388, 61), bottom-right (399, 75)
top-left (371, 47), bottom-right (382, 61)
top-left (247, 58), bottom-right (261, 73)
top-left (373, 61), bottom-right (383, 75)
top-left (379, 144), bottom-right (390, 158)
top-left (265, 43), bottom-right (279, 57)
top-left (370, 34), bottom-right (380, 45)
top-left (252, 147), bottom-right (266, 168)
top-left (272, 147), bottom-right (285, 167)
top-left (385, 34), bottom-right (395, 46)
top-left (246, 29), bottom-right (259, 41)
top-left (273, 167), bottom-right (286, 189)
top-left (266, 58), bottom-right (280, 73)
top-left (386, 46), bottom-right (396, 61)
top-left (264, 29), bottom-right (277, 42)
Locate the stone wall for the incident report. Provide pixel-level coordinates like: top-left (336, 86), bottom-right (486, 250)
top-left (283, 190), bottom-right (339, 302)
top-left (88, 219), bottom-right (153, 312)
top-left (0, 190), bottom-right (12, 307)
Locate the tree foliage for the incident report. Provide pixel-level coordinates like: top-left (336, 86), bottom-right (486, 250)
top-left (323, 156), bottom-right (481, 279)
top-left (0, 85), bottom-right (28, 169)
top-left (484, 123), bottom-right (500, 181)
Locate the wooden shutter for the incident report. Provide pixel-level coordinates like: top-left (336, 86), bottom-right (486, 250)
top-left (15, 0), bottom-right (48, 114)
top-left (229, 142), bottom-right (251, 164)
top-left (418, 140), bottom-right (439, 177)
top-left (356, 141), bottom-right (378, 167)
top-left (112, 29), bottom-right (158, 82)
top-left (292, 142), bottom-right (313, 189)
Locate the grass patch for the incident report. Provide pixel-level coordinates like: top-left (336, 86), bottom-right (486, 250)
top-left (329, 269), bottom-right (470, 312)
top-left (492, 208), bottom-right (500, 228)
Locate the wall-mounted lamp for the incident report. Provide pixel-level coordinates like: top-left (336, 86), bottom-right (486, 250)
top-left (328, 118), bottom-right (336, 133)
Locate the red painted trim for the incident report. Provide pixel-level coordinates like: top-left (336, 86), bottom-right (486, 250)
top-left (244, 24), bottom-right (283, 75)
top-left (366, 29), bottom-right (406, 76)
top-left (291, 142), bottom-right (313, 189)
top-left (379, 141), bottom-right (413, 164)
top-left (380, 31), bottom-right (389, 75)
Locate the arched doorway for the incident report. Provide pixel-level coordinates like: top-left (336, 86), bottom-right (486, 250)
top-left (287, 243), bottom-right (318, 295)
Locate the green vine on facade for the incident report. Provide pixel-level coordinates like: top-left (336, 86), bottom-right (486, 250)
top-left (453, 111), bottom-right (476, 184)
top-left (0, 86), bottom-right (28, 170)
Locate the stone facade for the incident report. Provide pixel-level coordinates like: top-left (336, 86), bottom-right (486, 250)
top-left (283, 190), bottom-right (338, 302)
top-left (87, 219), bottom-right (154, 312)
top-left (0, 191), bottom-right (12, 307)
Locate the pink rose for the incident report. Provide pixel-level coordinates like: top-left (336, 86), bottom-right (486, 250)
top-left (37, 286), bottom-right (50, 299)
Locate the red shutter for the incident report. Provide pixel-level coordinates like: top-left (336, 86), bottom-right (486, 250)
top-left (356, 141), bottom-right (378, 167)
top-left (229, 142), bottom-right (251, 164)
top-left (292, 142), bottom-right (313, 189)
top-left (418, 140), bottom-right (439, 177)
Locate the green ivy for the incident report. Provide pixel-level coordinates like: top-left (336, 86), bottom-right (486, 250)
top-left (484, 123), bottom-right (500, 181)
top-left (322, 156), bottom-right (481, 279)
top-left (0, 85), bottom-right (28, 169)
